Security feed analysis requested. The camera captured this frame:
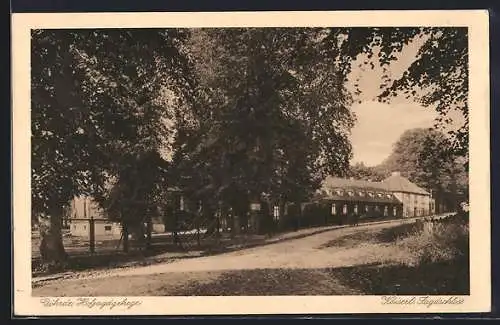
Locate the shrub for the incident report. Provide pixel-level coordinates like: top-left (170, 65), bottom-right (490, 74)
top-left (394, 216), bottom-right (469, 267)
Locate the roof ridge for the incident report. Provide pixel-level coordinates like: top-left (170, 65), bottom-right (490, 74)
top-left (381, 174), bottom-right (429, 195)
top-left (325, 175), bottom-right (429, 195)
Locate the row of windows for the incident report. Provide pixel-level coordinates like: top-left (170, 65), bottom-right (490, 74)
top-left (331, 204), bottom-right (397, 217)
top-left (330, 189), bottom-right (392, 199)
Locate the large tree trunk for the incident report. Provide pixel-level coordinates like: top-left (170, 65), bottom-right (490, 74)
top-left (38, 210), bottom-right (67, 270)
top-left (128, 220), bottom-right (146, 251)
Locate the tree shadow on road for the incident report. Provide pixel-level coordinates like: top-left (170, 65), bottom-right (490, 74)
top-left (326, 257), bottom-right (469, 295)
top-left (165, 257), bottom-right (469, 296)
top-left (32, 255), bottom-right (469, 296)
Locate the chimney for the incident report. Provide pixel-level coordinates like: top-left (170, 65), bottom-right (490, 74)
top-left (391, 171), bottom-right (401, 177)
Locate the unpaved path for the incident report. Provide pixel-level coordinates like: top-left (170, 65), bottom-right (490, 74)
top-left (33, 220), bottom-right (411, 296)
top-left (108, 222), bottom-right (398, 276)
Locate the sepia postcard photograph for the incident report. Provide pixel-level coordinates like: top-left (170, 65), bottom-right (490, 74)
top-left (12, 10), bottom-right (490, 316)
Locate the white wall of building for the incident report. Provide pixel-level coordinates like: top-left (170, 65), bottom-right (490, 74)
top-left (70, 220), bottom-right (122, 239)
top-left (393, 192), bottom-right (433, 218)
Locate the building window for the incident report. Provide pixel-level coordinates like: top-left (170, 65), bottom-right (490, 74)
top-left (104, 225), bottom-right (112, 231)
top-left (343, 204), bottom-right (348, 215)
top-left (377, 193), bottom-right (383, 198)
top-left (354, 204), bottom-right (358, 214)
top-left (358, 191), bottom-right (365, 197)
top-left (83, 225), bottom-right (87, 230)
top-left (336, 189), bottom-right (342, 196)
top-left (368, 192), bottom-right (374, 198)
top-left (348, 191), bottom-right (354, 197)
top-left (386, 194), bottom-right (392, 199)
top-left (273, 205), bottom-right (280, 221)
top-left (393, 206), bottom-right (397, 216)
top-left (331, 204), bottom-right (337, 215)
top-left (384, 206), bottom-right (388, 217)
top-left (365, 205), bottom-right (369, 212)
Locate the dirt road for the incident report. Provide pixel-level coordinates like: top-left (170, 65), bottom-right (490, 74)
top-left (32, 221), bottom-right (399, 296)
top-left (32, 218), bottom-right (468, 296)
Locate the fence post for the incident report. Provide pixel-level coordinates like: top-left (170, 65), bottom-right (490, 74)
top-left (89, 216), bottom-right (95, 254)
top-left (146, 216), bottom-right (152, 250)
top-left (196, 217), bottom-right (201, 248)
top-left (196, 201), bottom-right (202, 247)
top-left (122, 223), bottom-right (129, 253)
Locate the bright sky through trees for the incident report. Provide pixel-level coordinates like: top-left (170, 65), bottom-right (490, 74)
top-left (347, 33), bottom-right (462, 166)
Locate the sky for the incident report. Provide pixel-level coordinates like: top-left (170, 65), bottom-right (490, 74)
top-left (349, 101), bottom-right (437, 166)
top-left (345, 34), bottom-right (439, 167)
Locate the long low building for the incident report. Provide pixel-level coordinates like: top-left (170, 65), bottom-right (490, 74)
top-left (320, 171), bottom-right (436, 220)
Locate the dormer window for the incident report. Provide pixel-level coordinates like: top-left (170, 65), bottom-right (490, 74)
top-left (386, 194), bottom-right (392, 199)
top-left (368, 192), bottom-right (374, 198)
top-left (358, 191), bottom-right (365, 197)
top-left (377, 193), bottom-right (383, 198)
top-left (348, 191), bottom-right (354, 197)
top-left (336, 189), bottom-right (342, 196)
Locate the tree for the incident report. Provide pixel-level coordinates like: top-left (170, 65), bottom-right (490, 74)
top-left (31, 29), bottom-right (194, 266)
top-left (332, 27), bottom-right (468, 163)
top-left (102, 150), bottom-right (171, 251)
top-left (377, 128), bottom-right (468, 211)
top-left (172, 27), bottom-right (469, 227)
top-left (348, 162), bottom-right (387, 181)
top-left (172, 28), bottom-right (355, 229)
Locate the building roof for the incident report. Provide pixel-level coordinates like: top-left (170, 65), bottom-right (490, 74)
top-left (322, 176), bottom-right (388, 192)
top-left (319, 177), bottom-right (402, 204)
top-left (322, 172), bottom-right (430, 196)
top-left (381, 172), bottom-right (430, 195)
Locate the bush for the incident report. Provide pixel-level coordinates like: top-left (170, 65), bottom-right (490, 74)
top-left (394, 216), bottom-right (469, 267)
